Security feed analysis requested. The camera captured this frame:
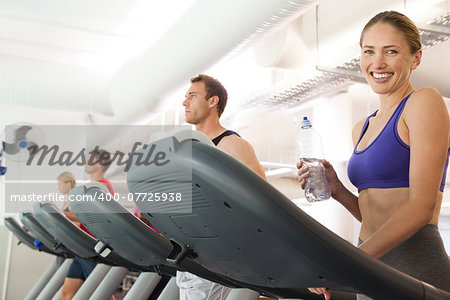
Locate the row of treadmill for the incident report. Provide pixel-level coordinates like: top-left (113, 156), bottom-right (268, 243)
top-left (4, 131), bottom-right (450, 300)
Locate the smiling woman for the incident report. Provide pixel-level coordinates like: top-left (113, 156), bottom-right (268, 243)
top-left (359, 14), bottom-right (422, 97)
top-left (297, 10), bottom-right (450, 300)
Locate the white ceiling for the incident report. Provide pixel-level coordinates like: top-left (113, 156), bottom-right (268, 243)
top-left (0, 0), bottom-right (200, 119)
top-left (0, 0), bottom-right (449, 126)
top-left (0, 0), bottom-right (195, 71)
top-left (0, 0), bottom-right (318, 124)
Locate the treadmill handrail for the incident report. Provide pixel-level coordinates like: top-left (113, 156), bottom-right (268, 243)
top-left (127, 134), bottom-right (450, 300)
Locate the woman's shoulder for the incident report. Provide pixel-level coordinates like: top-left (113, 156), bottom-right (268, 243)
top-left (404, 88), bottom-right (448, 126)
top-left (410, 87), bottom-right (442, 99)
top-left (409, 87), bottom-right (443, 104)
top-left (405, 88), bottom-right (445, 112)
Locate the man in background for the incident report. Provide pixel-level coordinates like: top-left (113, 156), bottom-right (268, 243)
top-left (178, 74), bottom-right (267, 299)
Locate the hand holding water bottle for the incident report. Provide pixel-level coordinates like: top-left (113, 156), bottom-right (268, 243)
top-left (297, 159), bottom-right (340, 198)
top-left (295, 116), bottom-right (331, 202)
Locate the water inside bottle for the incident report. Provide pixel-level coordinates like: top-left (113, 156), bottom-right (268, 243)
top-left (301, 158), bottom-right (331, 202)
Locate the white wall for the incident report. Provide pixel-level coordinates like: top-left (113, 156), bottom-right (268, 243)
top-left (0, 226), bottom-right (9, 300)
top-left (1, 229), bottom-right (54, 300)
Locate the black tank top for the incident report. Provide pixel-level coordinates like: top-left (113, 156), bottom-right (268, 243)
top-left (212, 130), bottom-right (240, 146)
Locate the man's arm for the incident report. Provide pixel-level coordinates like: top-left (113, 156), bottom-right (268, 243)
top-left (216, 135), bottom-right (267, 180)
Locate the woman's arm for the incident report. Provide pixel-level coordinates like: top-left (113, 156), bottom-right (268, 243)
top-left (360, 88), bottom-right (449, 258)
top-left (297, 159), bottom-right (361, 220)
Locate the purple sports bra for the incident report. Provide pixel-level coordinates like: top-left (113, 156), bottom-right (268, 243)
top-left (348, 92), bottom-right (449, 193)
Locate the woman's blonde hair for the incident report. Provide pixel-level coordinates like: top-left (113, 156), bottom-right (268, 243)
top-left (360, 11), bottom-right (422, 54)
top-left (57, 172), bottom-right (76, 188)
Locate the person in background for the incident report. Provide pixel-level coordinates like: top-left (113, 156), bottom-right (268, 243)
top-left (298, 10), bottom-right (450, 300)
top-left (177, 74), bottom-right (267, 300)
top-left (61, 149), bottom-right (115, 300)
top-left (57, 171), bottom-right (76, 211)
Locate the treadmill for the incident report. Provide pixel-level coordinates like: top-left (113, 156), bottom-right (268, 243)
top-left (4, 216), bottom-right (73, 300)
top-left (68, 183), bottom-right (259, 297)
top-left (20, 212), bottom-right (75, 258)
top-left (33, 201), bottom-right (164, 299)
top-left (125, 130), bottom-right (450, 300)
top-left (4, 217), bottom-right (54, 255)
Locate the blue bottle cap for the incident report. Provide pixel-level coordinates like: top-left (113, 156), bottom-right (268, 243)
top-left (301, 116), bottom-right (312, 129)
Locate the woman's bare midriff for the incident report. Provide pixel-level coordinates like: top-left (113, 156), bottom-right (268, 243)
top-left (358, 188), bottom-right (443, 241)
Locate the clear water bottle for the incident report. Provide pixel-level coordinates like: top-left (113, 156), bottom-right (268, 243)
top-left (296, 116), bottom-right (331, 202)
